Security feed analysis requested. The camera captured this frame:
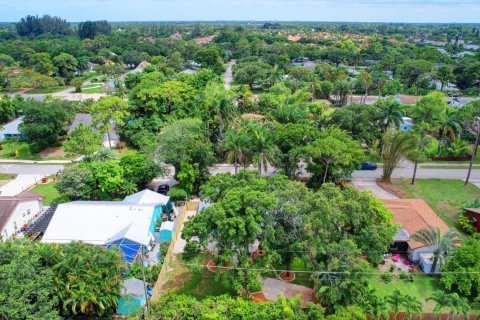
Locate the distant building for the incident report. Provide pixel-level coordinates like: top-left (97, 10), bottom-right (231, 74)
top-left (194, 35), bottom-right (216, 45)
top-left (287, 35), bottom-right (302, 42)
top-left (68, 113), bottom-right (119, 148)
top-left (0, 191), bottom-right (44, 240)
top-left (132, 61), bottom-right (151, 73)
top-left (170, 32), bottom-right (182, 40)
top-left (0, 118), bottom-right (26, 141)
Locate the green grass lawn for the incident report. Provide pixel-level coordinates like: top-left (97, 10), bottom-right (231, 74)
top-left (0, 141), bottom-right (41, 160)
top-left (163, 254), bottom-right (235, 299)
top-left (81, 86), bottom-right (103, 94)
top-left (273, 257), bottom-right (314, 288)
top-left (31, 182), bottom-right (60, 205)
top-left (26, 86), bottom-right (69, 94)
top-left (366, 273), bottom-right (441, 312)
top-left (394, 179), bottom-right (480, 231)
top-left (0, 173), bottom-right (16, 180)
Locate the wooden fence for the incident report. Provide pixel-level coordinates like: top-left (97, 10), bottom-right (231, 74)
top-left (150, 199), bottom-right (199, 301)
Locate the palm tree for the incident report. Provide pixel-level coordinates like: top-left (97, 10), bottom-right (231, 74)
top-left (412, 226), bottom-right (459, 274)
top-left (204, 83), bottom-right (238, 139)
top-left (376, 98), bottom-right (404, 132)
top-left (428, 291), bottom-right (471, 320)
top-left (387, 289), bottom-right (405, 319)
top-left (250, 124), bottom-right (277, 175)
top-left (224, 129), bottom-right (249, 174)
top-left (402, 295), bottom-right (422, 320)
top-left (381, 128), bottom-right (418, 183)
top-left (268, 65), bottom-right (284, 86)
top-left (437, 108), bottom-right (462, 156)
top-left (446, 139), bottom-right (472, 157)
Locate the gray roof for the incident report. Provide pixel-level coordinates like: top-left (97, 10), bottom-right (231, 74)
top-left (121, 278), bottom-right (148, 297)
top-left (68, 114), bottom-right (93, 134)
top-left (0, 191), bottom-right (43, 230)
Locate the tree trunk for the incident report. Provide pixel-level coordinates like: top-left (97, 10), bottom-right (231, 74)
top-left (411, 135), bottom-right (424, 185)
top-left (258, 161), bottom-right (262, 176)
top-left (234, 159), bottom-right (238, 174)
top-left (322, 163), bottom-right (329, 184)
top-left (106, 129), bottom-right (112, 149)
top-left (431, 256), bottom-right (438, 275)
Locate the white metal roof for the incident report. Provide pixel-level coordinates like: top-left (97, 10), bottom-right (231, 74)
top-left (160, 221), bottom-right (174, 231)
top-left (0, 118), bottom-right (22, 135)
top-left (123, 190), bottom-right (170, 206)
top-left (41, 202), bottom-right (155, 246)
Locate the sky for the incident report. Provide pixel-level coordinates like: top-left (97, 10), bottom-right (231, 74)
top-left (0, 0), bottom-right (479, 23)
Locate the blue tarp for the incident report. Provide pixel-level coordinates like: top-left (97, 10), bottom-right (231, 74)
top-left (107, 238), bottom-right (142, 263)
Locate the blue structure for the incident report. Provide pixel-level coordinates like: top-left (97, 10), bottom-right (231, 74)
top-left (0, 118), bottom-right (27, 141)
top-left (399, 117), bottom-right (413, 132)
top-left (159, 221), bottom-right (175, 242)
top-left (117, 278), bottom-right (151, 316)
top-left (107, 238), bottom-right (143, 263)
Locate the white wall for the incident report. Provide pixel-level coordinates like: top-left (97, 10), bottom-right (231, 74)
top-left (408, 246), bottom-right (433, 261)
top-left (1, 200), bottom-right (43, 239)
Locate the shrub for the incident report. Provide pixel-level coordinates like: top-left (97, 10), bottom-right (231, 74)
top-left (399, 271), bottom-right (409, 280)
top-left (168, 186), bottom-right (188, 202)
top-left (389, 264), bottom-right (396, 272)
top-left (381, 272), bottom-right (393, 283)
top-left (458, 213), bottom-right (476, 235)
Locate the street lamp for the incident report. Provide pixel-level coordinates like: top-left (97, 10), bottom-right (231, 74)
top-left (465, 116), bottom-right (480, 186)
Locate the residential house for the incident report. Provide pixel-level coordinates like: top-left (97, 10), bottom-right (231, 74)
top-left (194, 35), bottom-right (216, 45)
top-left (41, 190), bottom-right (172, 263)
top-left (117, 278), bottom-right (152, 316)
top-left (462, 208), bottom-right (480, 232)
top-left (0, 118), bottom-right (26, 141)
top-left (68, 113), bottom-right (119, 148)
top-left (0, 191), bottom-right (44, 239)
top-left (382, 199), bottom-right (449, 273)
top-left (132, 60), bottom-right (151, 73)
top-left (170, 32), bottom-right (182, 40)
top-left (287, 35), bottom-right (302, 42)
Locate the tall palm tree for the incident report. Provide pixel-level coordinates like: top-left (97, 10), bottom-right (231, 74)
top-left (437, 108), bottom-right (463, 156)
top-left (412, 226), bottom-right (459, 274)
top-left (428, 291), bottom-right (471, 320)
top-left (224, 129), bottom-right (249, 174)
top-left (381, 128), bottom-right (418, 183)
top-left (402, 295), bottom-right (422, 320)
top-left (376, 98), bottom-right (404, 132)
top-left (250, 124), bottom-right (278, 175)
top-left (387, 289), bottom-right (405, 319)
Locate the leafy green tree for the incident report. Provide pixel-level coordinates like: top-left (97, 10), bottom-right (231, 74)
top-left (195, 47), bottom-right (225, 74)
top-left (411, 92), bottom-right (448, 184)
top-left (381, 128), bottom-right (418, 183)
top-left (427, 291), bottom-right (471, 320)
top-left (53, 53), bottom-right (78, 82)
top-left (83, 160), bottom-right (137, 199)
top-left (233, 61), bottom-right (272, 89)
top-left (376, 98), bottom-right (404, 132)
top-left (19, 99), bottom-right (69, 146)
top-left (249, 122), bottom-right (278, 175)
top-left (202, 81), bottom-right (237, 138)
top-left (380, 79), bottom-right (402, 96)
top-left (437, 108), bottom-right (462, 156)
top-left (433, 65), bottom-right (456, 91)
top-left (397, 59), bottom-right (434, 88)
top-left (29, 52), bottom-right (56, 75)
top-left (302, 127), bottom-right (364, 186)
top-left (177, 161), bottom-right (199, 196)
top-left (56, 164), bottom-right (95, 200)
top-left (441, 236), bottom-right (480, 296)
top-left (120, 151), bottom-right (163, 189)
top-left (64, 124), bottom-right (102, 156)
top-left (0, 240), bottom-right (61, 319)
top-left (0, 53), bottom-right (15, 69)
top-left (330, 79), bottom-right (353, 106)
top-left (223, 129), bottom-right (250, 174)
top-left (154, 118), bottom-right (215, 191)
top-left (167, 51), bottom-right (184, 71)
top-left (91, 96), bottom-right (130, 148)
top-left (412, 225), bottom-right (459, 274)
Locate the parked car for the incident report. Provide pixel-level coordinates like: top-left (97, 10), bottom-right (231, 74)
top-left (361, 162), bottom-right (378, 170)
top-left (156, 184), bottom-right (170, 195)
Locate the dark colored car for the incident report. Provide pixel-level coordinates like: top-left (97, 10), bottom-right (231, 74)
top-left (156, 184), bottom-right (170, 195)
top-left (361, 162), bottom-right (378, 170)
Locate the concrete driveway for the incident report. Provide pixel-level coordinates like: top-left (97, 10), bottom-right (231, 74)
top-left (350, 178), bottom-right (398, 199)
top-left (0, 164), bottom-right (63, 175)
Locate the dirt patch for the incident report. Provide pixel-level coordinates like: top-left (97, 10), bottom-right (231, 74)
top-left (38, 146), bottom-right (66, 159)
top-left (437, 201), bottom-right (458, 220)
top-left (377, 179), bottom-right (408, 198)
top-left (250, 292), bottom-right (269, 302)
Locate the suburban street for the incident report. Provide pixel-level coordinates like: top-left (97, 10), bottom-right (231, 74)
top-left (0, 164), bottom-right (63, 175)
top-left (10, 86), bottom-right (105, 101)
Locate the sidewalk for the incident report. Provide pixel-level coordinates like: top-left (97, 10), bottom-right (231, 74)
top-left (0, 158), bottom-right (80, 164)
top-left (350, 178), bottom-right (398, 199)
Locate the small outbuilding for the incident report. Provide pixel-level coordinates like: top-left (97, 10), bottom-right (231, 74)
top-left (463, 208), bottom-right (480, 232)
top-left (0, 118), bottom-right (26, 141)
top-left (159, 221), bottom-right (175, 242)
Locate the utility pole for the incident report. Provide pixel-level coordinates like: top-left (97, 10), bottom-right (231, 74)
top-left (465, 117), bottom-right (480, 186)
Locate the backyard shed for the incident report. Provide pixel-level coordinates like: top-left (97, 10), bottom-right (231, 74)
top-left (159, 221), bottom-right (175, 242)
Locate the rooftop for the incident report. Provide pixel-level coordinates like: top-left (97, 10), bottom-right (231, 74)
top-left (382, 199), bottom-right (449, 249)
top-left (0, 191), bottom-right (44, 231)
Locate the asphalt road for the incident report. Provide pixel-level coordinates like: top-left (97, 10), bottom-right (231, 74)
top-left (352, 165), bottom-right (480, 180)
top-left (224, 60), bottom-right (236, 89)
top-left (0, 164), bottom-right (63, 175)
